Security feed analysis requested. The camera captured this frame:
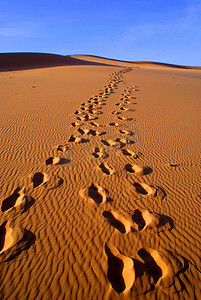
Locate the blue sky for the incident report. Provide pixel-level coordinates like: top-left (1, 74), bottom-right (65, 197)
top-left (0, 0), bottom-right (200, 65)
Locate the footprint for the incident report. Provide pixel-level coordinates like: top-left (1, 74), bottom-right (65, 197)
top-left (119, 129), bottom-right (134, 136)
top-left (120, 107), bottom-right (129, 111)
top-left (111, 111), bottom-right (121, 115)
top-left (79, 183), bottom-right (107, 204)
top-left (71, 122), bottom-right (83, 127)
top-left (68, 134), bottom-right (88, 143)
top-left (132, 208), bottom-right (174, 231)
top-left (1, 187), bottom-right (26, 213)
top-left (125, 164), bottom-right (152, 175)
top-left (109, 122), bottom-right (121, 127)
top-left (92, 147), bottom-right (108, 159)
top-left (137, 248), bottom-right (168, 284)
top-left (89, 110), bottom-right (103, 115)
top-left (77, 114), bottom-right (97, 121)
top-left (90, 122), bottom-right (101, 127)
top-left (105, 243), bottom-right (135, 294)
top-left (117, 116), bottom-right (133, 121)
top-left (115, 138), bottom-right (133, 148)
top-left (32, 172), bottom-right (48, 188)
top-left (102, 211), bottom-right (131, 234)
top-left (99, 162), bottom-right (115, 175)
top-left (57, 144), bottom-right (68, 152)
top-left (77, 128), bottom-right (89, 135)
top-left (89, 129), bottom-right (105, 136)
top-left (0, 221), bottom-right (35, 262)
top-left (45, 157), bottom-right (70, 165)
top-left (74, 110), bottom-right (85, 115)
top-left (101, 139), bottom-right (118, 147)
top-left (133, 182), bottom-right (156, 196)
top-left (121, 149), bottom-right (138, 158)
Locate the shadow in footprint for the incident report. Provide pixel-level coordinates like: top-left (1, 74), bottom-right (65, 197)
top-left (5, 229), bottom-right (36, 262)
top-left (1, 188), bottom-right (24, 212)
top-left (102, 211), bottom-right (129, 234)
top-left (57, 145), bottom-right (68, 152)
top-left (121, 149), bottom-right (138, 158)
top-left (132, 209), bottom-right (146, 230)
top-left (32, 172), bottom-right (47, 188)
top-left (88, 183), bottom-right (106, 204)
top-left (138, 249), bottom-right (162, 284)
top-left (105, 244), bottom-right (135, 294)
top-left (105, 244), bottom-right (125, 294)
top-left (125, 164), bottom-right (152, 175)
top-left (99, 163), bottom-right (114, 175)
top-left (92, 147), bottom-right (108, 159)
top-left (133, 183), bottom-right (151, 195)
top-left (46, 157), bottom-right (70, 165)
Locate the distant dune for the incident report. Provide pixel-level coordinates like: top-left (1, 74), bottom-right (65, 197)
top-left (0, 52), bottom-right (200, 71)
top-left (0, 53), bottom-right (108, 71)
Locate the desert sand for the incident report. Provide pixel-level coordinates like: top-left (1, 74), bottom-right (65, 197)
top-left (0, 54), bottom-right (201, 299)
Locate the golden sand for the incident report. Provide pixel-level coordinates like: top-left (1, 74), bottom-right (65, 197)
top-left (0, 54), bottom-right (201, 299)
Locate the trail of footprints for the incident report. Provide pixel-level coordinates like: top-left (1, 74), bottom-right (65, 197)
top-left (0, 68), bottom-right (131, 261)
top-left (0, 67), bottom-right (188, 297)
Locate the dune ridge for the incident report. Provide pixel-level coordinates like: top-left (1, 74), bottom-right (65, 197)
top-left (1, 52), bottom-right (200, 72)
top-left (0, 56), bottom-right (200, 299)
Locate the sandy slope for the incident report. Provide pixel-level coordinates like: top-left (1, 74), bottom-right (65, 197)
top-left (0, 55), bottom-right (201, 299)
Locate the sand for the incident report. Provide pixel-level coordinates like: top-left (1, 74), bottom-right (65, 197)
top-left (0, 54), bottom-right (201, 299)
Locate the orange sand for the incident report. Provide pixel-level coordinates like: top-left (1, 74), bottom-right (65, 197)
top-left (0, 54), bottom-right (201, 299)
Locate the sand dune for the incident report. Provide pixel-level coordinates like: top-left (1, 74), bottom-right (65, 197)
top-left (0, 53), bottom-right (109, 71)
top-left (0, 53), bottom-right (201, 299)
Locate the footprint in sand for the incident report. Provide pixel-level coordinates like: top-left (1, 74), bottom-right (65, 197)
top-left (1, 187), bottom-right (34, 214)
top-left (74, 110), bottom-right (85, 115)
top-left (71, 122), bottom-right (83, 127)
top-left (138, 248), bottom-right (164, 284)
top-left (45, 157), bottom-right (70, 165)
top-left (68, 134), bottom-right (89, 143)
top-left (121, 149), bottom-right (138, 158)
top-left (77, 128), bottom-right (90, 135)
top-left (105, 243), bottom-right (135, 294)
top-left (89, 110), bottom-right (103, 115)
top-left (119, 129), bottom-right (134, 136)
top-left (32, 172), bottom-right (63, 190)
top-left (111, 111), bottom-right (121, 115)
top-left (99, 162), bottom-right (115, 175)
top-left (125, 164), bottom-right (152, 175)
top-left (116, 138), bottom-right (133, 148)
top-left (0, 221), bottom-right (35, 262)
top-left (102, 211), bottom-right (131, 234)
top-left (132, 208), bottom-right (174, 231)
top-left (77, 128), bottom-right (105, 136)
top-left (109, 122), bottom-right (122, 127)
top-left (79, 183), bottom-right (107, 204)
top-left (92, 147), bottom-right (108, 159)
top-left (1, 187), bottom-right (26, 213)
top-left (133, 182), bottom-right (166, 200)
top-left (32, 172), bottom-right (48, 188)
top-left (101, 139), bottom-right (118, 147)
top-left (89, 129), bottom-right (105, 136)
top-left (133, 182), bottom-right (156, 196)
top-left (57, 144), bottom-right (68, 152)
top-left (137, 248), bottom-right (188, 294)
top-left (117, 116), bottom-right (133, 121)
top-left (77, 114), bottom-right (97, 121)
top-left (90, 121), bottom-right (102, 127)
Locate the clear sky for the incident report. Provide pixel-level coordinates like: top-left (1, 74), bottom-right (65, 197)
top-left (0, 0), bottom-right (200, 66)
